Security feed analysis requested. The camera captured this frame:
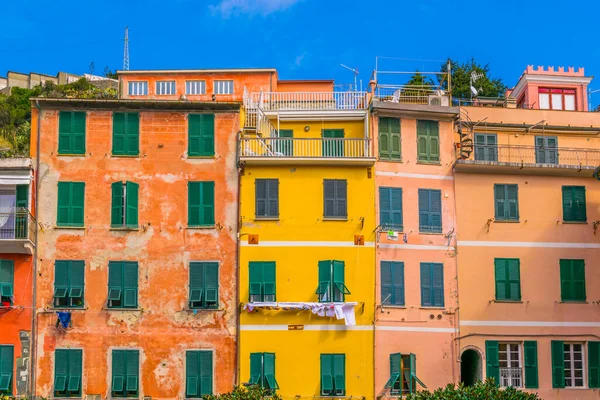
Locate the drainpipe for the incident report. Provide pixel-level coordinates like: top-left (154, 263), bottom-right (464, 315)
top-left (29, 99), bottom-right (42, 399)
top-left (234, 127), bottom-right (242, 387)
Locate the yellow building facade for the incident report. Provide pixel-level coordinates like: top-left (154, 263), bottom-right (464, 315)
top-left (238, 87), bottom-right (376, 399)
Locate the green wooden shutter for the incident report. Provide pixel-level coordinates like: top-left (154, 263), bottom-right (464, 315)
top-left (494, 184), bottom-right (505, 220)
top-left (15, 184), bottom-right (28, 239)
top-left (16, 185), bottom-right (27, 209)
top-left (572, 260), bottom-right (586, 301)
top-left (420, 263), bottom-right (431, 307)
top-left (551, 341), bottom-right (565, 388)
top-left (429, 190), bottom-right (442, 232)
top-left (333, 354), bottom-right (345, 393)
top-left (385, 353), bottom-right (401, 389)
top-left (111, 182), bottom-right (124, 227)
top-left (589, 341), bottom-right (600, 388)
top-left (379, 187), bottom-right (391, 229)
top-left (188, 114), bottom-right (201, 156)
top-left (188, 114), bottom-right (215, 157)
top-left (57, 182), bottom-right (71, 226)
top-left (112, 113), bottom-right (126, 155)
top-left (108, 261), bottom-right (123, 304)
top-left (333, 260), bottom-right (347, 302)
top-left (393, 262), bottom-right (405, 306)
top-left (186, 351), bottom-right (200, 397)
top-left (67, 349), bottom-right (82, 394)
top-left (428, 121), bottom-right (440, 162)
top-left (71, 182), bottom-right (85, 226)
top-left (574, 186), bottom-right (587, 222)
top-left (390, 118), bottom-right (401, 160)
top-left (524, 341), bottom-right (538, 388)
top-left (125, 113), bottom-right (140, 156)
top-left (125, 350), bottom-right (139, 393)
top-left (54, 349), bottom-right (68, 393)
top-left (126, 181), bottom-right (139, 227)
top-left (123, 262), bottom-right (138, 308)
top-left (267, 179), bottom-right (279, 218)
top-left (562, 186), bottom-right (574, 221)
top-left (188, 182), bottom-right (200, 226)
top-left (336, 180), bottom-right (347, 218)
top-left (201, 182), bottom-right (215, 226)
top-left (0, 346), bottom-right (12, 394)
top-left (506, 185), bottom-right (519, 220)
top-left (560, 259), bottom-right (572, 301)
top-left (249, 353), bottom-right (263, 386)
top-left (381, 261), bottom-right (392, 305)
top-left (204, 262), bottom-right (219, 308)
top-left (379, 118), bottom-right (390, 159)
top-left (418, 189), bottom-right (430, 232)
top-left (199, 351), bottom-right (213, 395)
top-left (112, 350), bottom-right (125, 395)
top-left (248, 262), bottom-right (262, 302)
top-left (317, 260), bottom-right (331, 302)
top-left (255, 180), bottom-right (267, 218)
top-left (200, 114), bottom-right (215, 156)
top-left (263, 353), bottom-right (278, 390)
top-left (494, 259), bottom-right (507, 300)
top-left (58, 111), bottom-right (73, 154)
top-left (70, 261), bottom-right (85, 306)
top-left (262, 262), bottom-right (276, 302)
top-left (323, 180), bottom-right (335, 218)
top-left (72, 112), bottom-right (86, 155)
top-left (189, 262), bottom-right (204, 306)
top-left (417, 121), bottom-right (428, 161)
top-left (320, 354), bottom-right (333, 394)
top-left (431, 263), bottom-right (444, 307)
top-left (485, 341), bottom-right (500, 385)
top-left (390, 188), bottom-right (403, 230)
top-left (507, 259), bottom-right (521, 300)
top-left (0, 260), bottom-right (14, 300)
top-left (53, 260), bottom-right (69, 300)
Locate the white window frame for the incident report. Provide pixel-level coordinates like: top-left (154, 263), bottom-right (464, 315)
top-left (214, 80), bottom-right (234, 95)
top-left (186, 80), bottom-right (206, 95)
top-left (564, 343), bottom-right (585, 388)
top-left (155, 81), bottom-right (176, 96)
top-left (498, 343), bottom-right (522, 388)
top-left (128, 81), bottom-right (148, 96)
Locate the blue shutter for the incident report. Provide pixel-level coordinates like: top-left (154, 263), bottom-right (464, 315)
top-left (420, 263), bottom-right (432, 306)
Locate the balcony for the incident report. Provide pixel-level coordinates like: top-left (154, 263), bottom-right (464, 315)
top-left (374, 86), bottom-right (451, 107)
top-left (250, 91), bottom-right (368, 112)
top-left (0, 209), bottom-right (35, 254)
top-left (455, 144), bottom-right (600, 177)
top-left (499, 367), bottom-right (522, 388)
top-left (239, 137), bottom-right (375, 165)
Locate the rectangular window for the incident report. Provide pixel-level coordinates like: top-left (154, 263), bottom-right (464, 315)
top-left (0, 260), bottom-right (14, 305)
top-left (112, 349), bottom-right (139, 397)
top-left (108, 261), bottom-right (138, 308)
top-left (111, 181), bottom-right (139, 228)
top-left (560, 259), bottom-right (586, 302)
top-left (381, 261), bottom-right (404, 306)
top-left (15, 184), bottom-right (29, 239)
top-left (54, 349), bottom-right (82, 398)
top-left (185, 350), bottom-right (213, 397)
top-left (53, 260), bottom-right (85, 308)
top-left (0, 345), bottom-right (13, 395)
top-left (249, 262), bottom-right (276, 302)
top-left (384, 353), bottom-right (424, 395)
top-left (416, 120), bottom-right (440, 163)
top-left (418, 189), bottom-right (442, 233)
top-left (474, 133), bottom-right (498, 161)
top-left (316, 260), bottom-right (350, 303)
top-left (155, 81), bottom-right (176, 95)
top-left (320, 354), bottom-right (345, 396)
top-left (189, 262), bottom-right (219, 309)
top-left (379, 117), bottom-right (401, 161)
top-left (112, 113), bottom-right (140, 156)
top-left (535, 136), bottom-right (558, 164)
top-left (188, 114), bottom-right (215, 157)
top-left (249, 353), bottom-right (279, 390)
top-left (564, 343), bottom-right (585, 388)
top-left (323, 179), bottom-right (347, 219)
top-left (188, 182), bottom-right (215, 227)
top-left (539, 88), bottom-right (576, 111)
top-left (420, 262), bottom-right (444, 307)
top-left (562, 186), bottom-right (586, 222)
top-left (494, 258), bottom-right (521, 301)
top-left (57, 182), bottom-right (85, 227)
top-left (494, 184), bottom-right (519, 221)
top-left (379, 187), bottom-right (403, 230)
top-left (487, 341), bottom-right (538, 389)
top-left (214, 80), bottom-right (233, 95)
top-left (128, 81), bottom-right (148, 96)
top-left (322, 129), bottom-right (344, 157)
top-left (186, 81), bottom-right (206, 95)
top-left (498, 343), bottom-right (522, 387)
top-left (255, 179), bottom-right (279, 218)
top-left (276, 130), bottom-right (293, 156)
top-left (58, 111), bottom-right (86, 155)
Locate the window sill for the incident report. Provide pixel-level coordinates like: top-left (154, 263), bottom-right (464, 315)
top-left (419, 306), bottom-right (445, 310)
top-left (103, 307), bottom-right (142, 311)
top-left (110, 227), bottom-right (140, 231)
top-left (54, 225), bottom-right (85, 230)
top-left (254, 217), bottom-right (280, 221)
top-left (323, 217), bottom-right (349, 221)
top-left (187, 225), bottom-right (216, 229)
top-left (47, 306), bottom-right (88, 311)
top-left (57, 153), bottom-right (86, 157)
top-left (416, 161), bottom-right (441, 166)
top-left (187, 155), bottom-right (216, 159)
top-left (559, 301), bottom-right (588, 304)
top-left (494, 220), bottom-right (520, 223)
top-left (111, 154), bottom-right (140, 158)
top-left (381, 305), bottom-right (406, 309)
top-left (562, 221), bottom-right (588, 224)
top-left (379, 159), bottom-right (403, 163)
top-left (493, 300), bottom-right (523, 303)
top-left (418, 231), bottom-right (443, 235)
top-left (185, 308), bottom-right (223, 312)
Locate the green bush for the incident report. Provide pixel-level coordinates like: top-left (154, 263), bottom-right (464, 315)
top-left (406, 379), bottom-right (540, 400)
top-left (204, 385), bottom-right (281, 400)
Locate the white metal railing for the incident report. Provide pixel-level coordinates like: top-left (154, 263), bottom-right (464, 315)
top-left (240, 137), bottom-right (372, 159)
top-left (249, 91), bottom-right (368, 111)
top-left (374, 86), bottom-right (450, 106)
top-left (499, 367), bottom-right (522, 388)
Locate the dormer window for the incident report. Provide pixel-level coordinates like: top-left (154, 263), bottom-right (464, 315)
top-left (538, 88), bottom-right (576, 111)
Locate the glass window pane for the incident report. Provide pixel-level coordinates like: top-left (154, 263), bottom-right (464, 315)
top-left (551, 93), bottom-right (563, 110)
top-left (565, 94), bottom-right (576, 110)
top-left (539, 93), bottom-right (550, 109)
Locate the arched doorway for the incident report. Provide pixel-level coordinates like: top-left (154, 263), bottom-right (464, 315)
top-left (461, 349), bottom-right (482, 386)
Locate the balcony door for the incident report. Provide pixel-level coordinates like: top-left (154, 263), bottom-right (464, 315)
top-left (0, 189), bottom-right (16, 239)
top-left (535, 136), bottom-right (558, 164)
top-left (322, 129), bottom-right (344, 157)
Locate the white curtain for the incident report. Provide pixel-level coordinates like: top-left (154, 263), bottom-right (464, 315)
top-left (0, 192), bottom-right (16, 237)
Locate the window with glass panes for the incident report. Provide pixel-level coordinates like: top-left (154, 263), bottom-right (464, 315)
top-left (498, 343), bottom-right (522, 388)
top-left (316, 260), bottom-right (349, 303)
top-left (186, 81), bottom-right (206, 95)
top-left (564, 343), bottom-right (585, 388)
top-left (214, 80), bottom-right (233, 95)
top-left (156, 81), bottom-right (176, 95)
top-left (54, 260), bottom-right (85, 308)
top-left (538, 88), bottom-right (576, 111)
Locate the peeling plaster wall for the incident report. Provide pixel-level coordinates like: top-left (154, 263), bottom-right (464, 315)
top-left (33, 108), bottom-right (239, 399)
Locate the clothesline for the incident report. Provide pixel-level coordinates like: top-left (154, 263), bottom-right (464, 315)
top-left (243, 301), bottom-right (357, 326)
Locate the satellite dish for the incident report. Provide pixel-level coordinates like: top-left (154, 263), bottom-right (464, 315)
top-left (470, 86), bottom-right (479, 97)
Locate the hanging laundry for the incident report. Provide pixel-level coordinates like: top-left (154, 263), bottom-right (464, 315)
top-left (56, 311), bottom-right (71, 329)
top-left (243, 301), bottom-right (358, 326)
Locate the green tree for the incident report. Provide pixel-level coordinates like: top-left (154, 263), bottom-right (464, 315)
top-left (104, 66), bottom-right (118, 79)
top-left (440, 58), bottom-right (507, 100)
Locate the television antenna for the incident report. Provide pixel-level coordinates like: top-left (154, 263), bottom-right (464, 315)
top-left (123, 26), bottom-right (130, 71)
top-left (470, 71), bottom-right (484, 101)
top-left (340, 64), bottom-right (359, 91)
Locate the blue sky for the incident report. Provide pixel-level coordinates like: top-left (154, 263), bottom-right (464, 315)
top-left (2, 0), bottom-right (600, 91)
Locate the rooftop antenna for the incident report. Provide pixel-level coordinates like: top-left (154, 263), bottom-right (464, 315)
top-left (123, 26), bottom-right (130, 71)
top-left (470, 71), bottom-right (484, 102)
top-left (340, 64), bottom-right (359, 91)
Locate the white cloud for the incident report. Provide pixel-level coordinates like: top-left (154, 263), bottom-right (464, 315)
top-left (295, 52), bottom-right (306, 67)
top-left (210, 0), bottom-right (302, 17)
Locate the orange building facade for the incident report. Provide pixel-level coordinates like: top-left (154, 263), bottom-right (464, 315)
top-left (30, 96), bottom-right (241, 399)
top-left (455, 67), bottom-right (600, 399)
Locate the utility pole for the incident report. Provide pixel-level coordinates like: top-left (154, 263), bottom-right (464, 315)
top-left (123, 27), bottom-right (130, 71)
